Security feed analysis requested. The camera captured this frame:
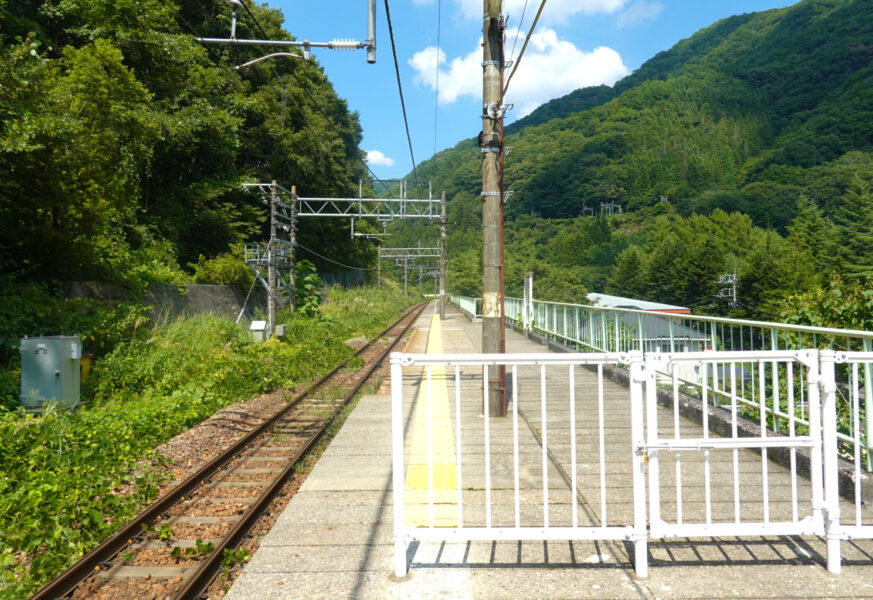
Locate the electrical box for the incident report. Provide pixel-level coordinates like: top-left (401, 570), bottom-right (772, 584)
top-left (250, 320), bottom-right (267, 342)
top-left (19, 335), bottom-right (81, 409)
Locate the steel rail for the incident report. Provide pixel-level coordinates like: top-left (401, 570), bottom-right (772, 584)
top-left (175, 302), bottom-right (428, 600)
top-left (29, 304), bottom-right (426, 600)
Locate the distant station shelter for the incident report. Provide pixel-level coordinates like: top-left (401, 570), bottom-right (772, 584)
top-left (586, 293), bottom-right (706, 354)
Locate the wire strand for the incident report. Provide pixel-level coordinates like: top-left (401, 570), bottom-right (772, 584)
top-left (508, 0), bottom-right (530, 64)
top-left (238, 0), bottom-right (393, 197)
top-left (502, 0), bottom-right (548, 103)
top-left (383, 0), bottom-right (423, 198)
top-left (433, 0), bottom-right (442, 158)
top-left (296, 243), bottom-right (376, 271)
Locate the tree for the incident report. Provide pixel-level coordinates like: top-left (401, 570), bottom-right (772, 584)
top-left (609, 246), bottom-right (646, 298)
top-left (835, 177), bottom-right (873, 278)
top-left (786, 193), bottom-right (838, 277)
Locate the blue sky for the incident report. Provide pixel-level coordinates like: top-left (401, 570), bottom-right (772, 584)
top-left (267, 0), bottom-right (799, 181)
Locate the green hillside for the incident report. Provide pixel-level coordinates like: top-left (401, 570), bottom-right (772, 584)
top-left (385, 0), bottom-right (873, 324)
top-left (0, 0), bottom-right (374, 286)
top-left (419, 0), bottom-right (873, 228)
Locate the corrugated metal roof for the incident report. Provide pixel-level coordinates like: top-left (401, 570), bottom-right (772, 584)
top-left (588, 293), bottom-right (690, 313)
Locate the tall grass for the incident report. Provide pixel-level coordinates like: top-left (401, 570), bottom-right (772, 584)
top-left (0, 286), bottom-right (417, 599)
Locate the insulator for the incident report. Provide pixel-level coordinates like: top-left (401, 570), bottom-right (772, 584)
top-left (330, 38), bottom-right (360, 51)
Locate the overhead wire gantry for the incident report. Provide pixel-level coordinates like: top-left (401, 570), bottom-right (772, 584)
top-left (242, 181), bottom-right (444, 337)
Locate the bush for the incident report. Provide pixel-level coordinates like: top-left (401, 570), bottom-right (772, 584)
top-left (0, 286), bottom-right (416, 598)
top-left (190, 244), bottom-right (253, 287)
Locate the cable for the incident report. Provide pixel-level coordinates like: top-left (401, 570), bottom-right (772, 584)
top-left (501, 0), bottom-right (548, 103)
top-left (432, 0), bottom-right (442, 158)
top-left (383, 0), bottom-right (423, 198)
top-left (296, 243), bottom-right (376, 271)
top-left (508, 0), bottom-right (530, 64)
top-left (239, 0), bottom-right (395, 198)
top-left (236, 1), bottom-right (356, 197)
top-left (176, 5), bottom-right (351, 197)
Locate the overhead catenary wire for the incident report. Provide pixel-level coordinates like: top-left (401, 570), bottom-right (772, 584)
top-left (237, 0), bottom-right (395, 198)
top-left (176, 5), bottom-right (351, 198)
top-left (501, 0), bottom-right (548, 104)
top-left (432, 0), bottom-right (442, 158)
top-left (383, 0), bottom-right (424, 198)
top-left (296, 243), bottom-right (376, 271)
top-left (235, 1), bottom-right (360, 197)
top-left (508, 0), bottom-right (531, 65)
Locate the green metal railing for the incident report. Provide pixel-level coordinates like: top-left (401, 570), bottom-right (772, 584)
top-left (452, 294), bottom-right (873, 470)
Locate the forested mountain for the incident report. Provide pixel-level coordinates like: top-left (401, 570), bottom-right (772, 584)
top-left (0, 0), bottom-right (374, 285)
top-left (421, 0), bottom-right (873, 226)
top-left (398, 0), bottom-right (873, 325)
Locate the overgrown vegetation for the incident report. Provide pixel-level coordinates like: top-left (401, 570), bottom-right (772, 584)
top-left (0, 0), bottom-right (375, 287)
top-left (387, 0), bottom-right (873, 327)
top-left (0, 286), bottom-right (415, 599)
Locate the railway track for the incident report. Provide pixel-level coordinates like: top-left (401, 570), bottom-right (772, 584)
top-left (31, 303), bottom-right (427, 600)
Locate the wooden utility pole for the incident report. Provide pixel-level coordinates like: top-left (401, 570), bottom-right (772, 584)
top-left (481, 0), bottom-right (505, 416)
top-left (439, 191), bottom-right (447, 320)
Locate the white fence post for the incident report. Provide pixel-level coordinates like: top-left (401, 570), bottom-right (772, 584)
top-left (628, 350), bottom-right (648, 578)
top-left (391, 353), bottom-right (409, 578)
top-left (820, 349), bottom-right (842, 574)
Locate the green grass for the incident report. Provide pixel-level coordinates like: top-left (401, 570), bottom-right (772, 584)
top-left (0, 285), bottom-right (417, 599)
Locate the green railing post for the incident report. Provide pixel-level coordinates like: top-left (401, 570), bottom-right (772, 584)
top-left (638, 314), bottom-right (644, 354)
top-left (771, 328), bottom-right (781, 433)
top-left (614, 312), bottom-right (620, 353)
top-left (864, 338), bottom-right (873, 471)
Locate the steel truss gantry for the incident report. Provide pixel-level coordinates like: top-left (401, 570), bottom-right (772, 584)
top-left (377, 245), bottom-right (440, 296)
top-left (242, 181), bottom-right (446, 336)
top-left (242, 182), bottom-right (441, 221)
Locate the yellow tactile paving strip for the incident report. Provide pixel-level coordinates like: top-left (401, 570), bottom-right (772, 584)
top-left (405, 313), bottom-right (458, 527)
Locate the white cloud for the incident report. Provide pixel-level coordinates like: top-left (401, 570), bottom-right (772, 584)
top-left (617, 1), bottom-right (664, 27)
top-left (409, 29), bottom-right (629, 118)
top-left (453, 0), bottom-right (629, 24)
top-left (365, 150), bottom-right (395, 167)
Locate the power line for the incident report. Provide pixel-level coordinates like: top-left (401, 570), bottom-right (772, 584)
top-left (501, 0), bottom-right (548, 102)
top-left (508, 0), bottom-right (530, 64)
top-left (176, 6), bottom-right (350, 197)
top-left (238, 0), bottom-right (394, 197)
top-left (296, 243), bottom-right (376, 271)
top-left (432, 0), bottom-right (442, 158)
top-left (383, 0), bottom-right (423, 197)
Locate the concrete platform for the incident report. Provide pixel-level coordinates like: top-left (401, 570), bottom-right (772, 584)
top-left (224, 302), bottom-right (873, 600)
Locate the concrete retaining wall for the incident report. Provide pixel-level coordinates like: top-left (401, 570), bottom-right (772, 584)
top-left (63, 282), bottom-right (277, 321)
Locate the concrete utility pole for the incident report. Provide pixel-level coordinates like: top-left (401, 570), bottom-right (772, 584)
top-left (481, 0), bottom-right (506, 416)
top-left (268, 180), bottom-right (278, 338)
top-left (439, 191), bottom-right (447, 320)
top-left (289, 185), bottom-right (298, 314)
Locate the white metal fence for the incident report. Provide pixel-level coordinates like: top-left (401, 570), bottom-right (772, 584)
top-left (453, 294), bottom-right (873, 471)
top-left (391, 348), bottom-right (872, 577)
top-left (390, 351), bottom-right (649, 578)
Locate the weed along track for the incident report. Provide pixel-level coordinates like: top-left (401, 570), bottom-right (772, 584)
top-left (31, 304), bottom-right (426, 600)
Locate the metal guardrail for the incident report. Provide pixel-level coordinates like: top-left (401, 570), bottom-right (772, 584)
top-left (449, 294), bottom-right (481, 320)
top-left (390, 351), bottom-right (648, 578)
top-left (390, 348), bottom-right (869, 577)
top-left (451, 294), bottom-right (873, 472)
